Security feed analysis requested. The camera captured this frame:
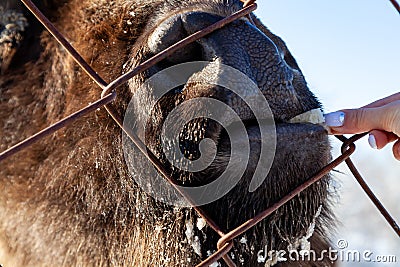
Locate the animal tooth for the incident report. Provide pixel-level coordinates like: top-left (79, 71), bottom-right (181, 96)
top-left (288, 108), bottom-right (332, 134)
top-left (289, 108), bottom-right (325, 125)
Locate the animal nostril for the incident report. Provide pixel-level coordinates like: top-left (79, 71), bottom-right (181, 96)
top-left (181, 12), bottom-right (221, 35)
top-left (147, 14), bottom-right (203, 65)
top-left (148, 15), bottom-right (186, 53)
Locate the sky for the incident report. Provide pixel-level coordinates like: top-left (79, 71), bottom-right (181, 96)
top-left (255, 1), bottom-right (400, 266)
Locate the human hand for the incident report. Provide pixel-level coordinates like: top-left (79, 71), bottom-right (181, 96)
top-left (324, 92), bottom-right (400, 160)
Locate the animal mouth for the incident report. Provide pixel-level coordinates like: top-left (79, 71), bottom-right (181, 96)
top-left (173, 67), bottom-right (330, 192)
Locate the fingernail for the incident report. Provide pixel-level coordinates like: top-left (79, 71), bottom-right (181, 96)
top-left (324, 111), bottom-right (345, 127)
top-left (368, 134), bottom-right (378, 149)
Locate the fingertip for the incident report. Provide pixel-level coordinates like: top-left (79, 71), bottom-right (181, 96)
top-left (368, 130), bottom-right (396, 149)
top-left (325, 108), bottom-right (371, 134)
top-left (325, 111), bottom-right (345, 128)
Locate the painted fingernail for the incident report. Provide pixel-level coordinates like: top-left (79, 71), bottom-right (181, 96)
top-left (324, 112), bottom-right (345, 127)
top-left (368, 134), bottom-right (378, 149)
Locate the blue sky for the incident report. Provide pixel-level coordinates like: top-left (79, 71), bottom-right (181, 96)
top-left (255, 0), bottom-right (400, 111)
top-left (255, 1), bottom-right (400, 264)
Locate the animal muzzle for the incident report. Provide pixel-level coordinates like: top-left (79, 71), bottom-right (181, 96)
top-left (147, 10), bottom-right (301, 123)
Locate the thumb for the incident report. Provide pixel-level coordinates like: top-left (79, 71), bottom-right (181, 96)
top-left (325, 103), bottom-right (400, 135)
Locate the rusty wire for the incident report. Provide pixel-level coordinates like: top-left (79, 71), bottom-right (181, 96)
top-left (390, 0), bottom-right (400, 14)
top-left (1, 0), bottom-right (399, 266)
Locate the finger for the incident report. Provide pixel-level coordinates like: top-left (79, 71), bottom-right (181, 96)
top-left (325, 104), bottom-right (400, 135)
top-left (325, 108), bottom-right (381, 134)
top-left (368, 130), bottom-right (398, 149)
top-left (363, 92), bottom-right (400, 108)
top-left (392, 139), bottom-right (400, 161)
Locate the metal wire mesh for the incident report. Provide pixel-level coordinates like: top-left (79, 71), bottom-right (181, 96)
top-left (1, 0), bottom-right (399, 266)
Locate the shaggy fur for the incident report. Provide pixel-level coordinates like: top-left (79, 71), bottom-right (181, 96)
top-left (0, 0), bottom-right (334, 266)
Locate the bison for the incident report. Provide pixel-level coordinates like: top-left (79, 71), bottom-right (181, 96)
top-left (0, 0), bottom-right (334, 266)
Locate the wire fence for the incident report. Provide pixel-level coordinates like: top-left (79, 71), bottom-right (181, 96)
top-left (1, 0), bottom-right (399, 266)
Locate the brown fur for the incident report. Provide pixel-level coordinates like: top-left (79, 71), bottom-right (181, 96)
top-left (0, 0), bottom-right (335, 266)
